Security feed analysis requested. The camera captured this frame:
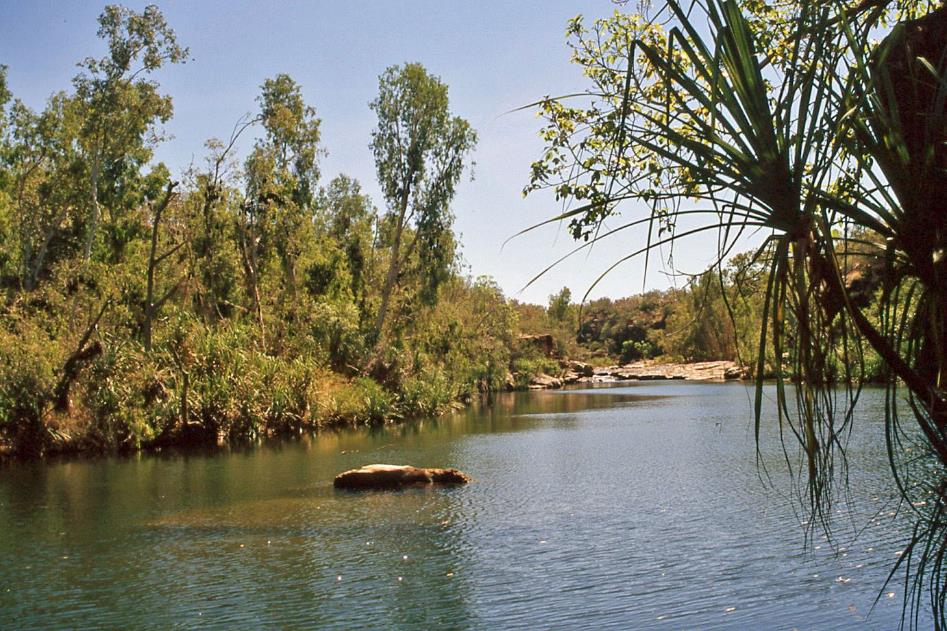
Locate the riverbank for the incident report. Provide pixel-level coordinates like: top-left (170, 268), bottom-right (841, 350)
top-left (1, 356), bottom-right (747, 460)
top-left (0, 355), bottom-right (467, 460)
top-left (525, 359), bottom-right (749, 389)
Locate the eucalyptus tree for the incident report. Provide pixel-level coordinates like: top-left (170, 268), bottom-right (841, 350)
top-left (0, 65), bottom-right (8, 111)
top-left (0, 6), bottom-right (185, 288)
top-left (6, 93), bottom-right (86, 290)
top-left (0, 66), bottom-right (10, 279)
top-left (547, 287), bottom-right (575, 326)
top-left (0, 66), bottom-right (8, 155)
top-left (315, 174), bottom-right (378, 312)
top-left (240, 74), bottom-right (322, 329)
top-left (73, 4), bottom-right (187, 262)
top-left (369, 63), bottom-right (477, 344)
top-left (142, 179), bottom-right (180, 353)
top-left (183, 124), bottom-right (253, 323)
top-left (526, 0), bottom-right (947, 623)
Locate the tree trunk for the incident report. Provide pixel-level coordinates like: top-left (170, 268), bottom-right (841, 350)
top-left (373, 233), bottom-right (402, 343)
top-left (237, 221), bottom-right (266, 350)
top-left (22, 206), bottom-right (68, 291)
top-left (373, 185), bottom-right (411, 344)
top-left (144, 182), bottom-right (178, 353)
top-left (83, 152), bottom-right (102, 262)
top-left (51, 299), bottom-right (110, 412)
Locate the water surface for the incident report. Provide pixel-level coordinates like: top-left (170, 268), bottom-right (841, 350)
top-left (0, 382), bottom-right (928, 628)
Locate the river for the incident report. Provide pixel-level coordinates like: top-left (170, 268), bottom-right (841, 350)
top-left (0, 382), bottom-right (931, 629)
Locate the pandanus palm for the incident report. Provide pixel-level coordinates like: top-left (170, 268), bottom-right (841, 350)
top-left (526, 0), bottom-right (947, 624)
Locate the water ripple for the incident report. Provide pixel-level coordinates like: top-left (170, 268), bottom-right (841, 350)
top-left (0, 383), bottom-right (929, 629)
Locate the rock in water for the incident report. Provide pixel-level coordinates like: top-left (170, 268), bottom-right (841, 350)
top-left (529, 373), bottom-right (563, 389)
top-left (333, 464), bottom-right (470, 490)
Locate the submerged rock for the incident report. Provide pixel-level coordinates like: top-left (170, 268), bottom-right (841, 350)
top-left (333, 464), bottom-right (470, 490)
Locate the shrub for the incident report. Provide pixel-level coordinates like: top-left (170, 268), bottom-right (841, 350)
top-left (400, 368), bottom-right (456, 417)
top-left (0, 326), bottom-right (57, 454)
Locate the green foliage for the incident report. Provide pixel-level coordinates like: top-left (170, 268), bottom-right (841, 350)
top-left (529, 1), bottom-right (947, 623)
top-left (620, 339), bottom-right (657, 363)
top-left (575, 290), bottom-right (674, 361)
top-left (73, 4), bottom-right (187, 261)
top-left (0, 10), bottom-right (509, 460)
top-left (399, 369), bottom-right (455, 417)
top-left (661, 253), bottom-right (771, 369)
top-left (0, 65), bottom-right (9, 109)
top-left (325, 377), bottom-right (396, 425)
top-left (370, 63), bottom-right (477, 340)
top-left (241, 73), bottom-right (323, 301)
top-left (0, 323), bottom-right (57, 454)
top-left (510, 357), bottom-right (562, 389)
top-left (307, 299), bottom-right (366, 372)
top-left (315, 174), bottom-right (376, 305)
top-left (547, 286), bottom-right (577, 331)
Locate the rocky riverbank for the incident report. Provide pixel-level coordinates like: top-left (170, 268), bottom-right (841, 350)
top-left (525, 360), bottom-right (749, 390)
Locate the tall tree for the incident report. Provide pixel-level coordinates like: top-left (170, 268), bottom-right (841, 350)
top-left (547, 287), bottom-right (574, 324)
top-left (0, 65), bottom-right (8, 111)
top-left (6, 93), bottom-right (86, 289)
top-left (0, 66), bottom-right (17, 281)
top-left (240, 73), bottom-right (322, 323)
top-left (184, 120), bottom-right (255, 322)
top-left (0, 65), bottom-right (9, 148)
top-left (369, 63), bottom-right (476, 344)
top-left (73, 4), bottom-right (186, 262)
top-left (142, 180), bottom-right (181, 352)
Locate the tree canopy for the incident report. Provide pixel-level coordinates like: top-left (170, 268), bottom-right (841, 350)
top-left (370, 63), bottom-right (477, 343)
top-left (0, 7), bottom-right (519, 459)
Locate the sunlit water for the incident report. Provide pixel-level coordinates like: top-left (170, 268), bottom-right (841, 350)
top-left (0, 382), bottom-right (931, 629)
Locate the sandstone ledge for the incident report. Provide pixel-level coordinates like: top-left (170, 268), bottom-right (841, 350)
top-left (591, 360), bottom-right (749, 382)
top-left (526, 360), bottom-right (750, 389)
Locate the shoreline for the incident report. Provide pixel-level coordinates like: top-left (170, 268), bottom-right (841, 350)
top-left (526, 359), bottom-right (750, 390)
top-left (2, 360), bottom-right (748, 462)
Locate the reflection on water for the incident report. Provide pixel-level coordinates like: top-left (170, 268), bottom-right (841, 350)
top-left (0, 382), bottom-right (930, 628)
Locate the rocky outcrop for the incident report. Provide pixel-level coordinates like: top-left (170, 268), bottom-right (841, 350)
top-left (723, 365), bottom-right (751, 380)
top-left (592, 360), bottom-right (748, 382)
top-left (513, 360), bottom-right (749, 390)
top-left (529, 373), bottom-right (563, 389)
top-left (333, 464), bottom-right (470, 490)
top-left (504, 371), bottom-right (517, 390)
top-left (564, 360), bottom-right (593, 376)
top-left (562, 371), bottom-right (582, 385)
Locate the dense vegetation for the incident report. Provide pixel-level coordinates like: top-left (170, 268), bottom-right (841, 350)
top-left (527, 0), bottom-right (947, 624)
top-left (0, 6), bottom-right (558, 457)
top-left (7, 4), bottom-right (846, 460)
top-left (0, 7), bottom-right (916, 454)
top-left (0, 4), bottom-right (913, 465)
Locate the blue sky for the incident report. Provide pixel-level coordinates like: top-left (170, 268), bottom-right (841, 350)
top-left (0, 0), bottom-right (744, 304)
